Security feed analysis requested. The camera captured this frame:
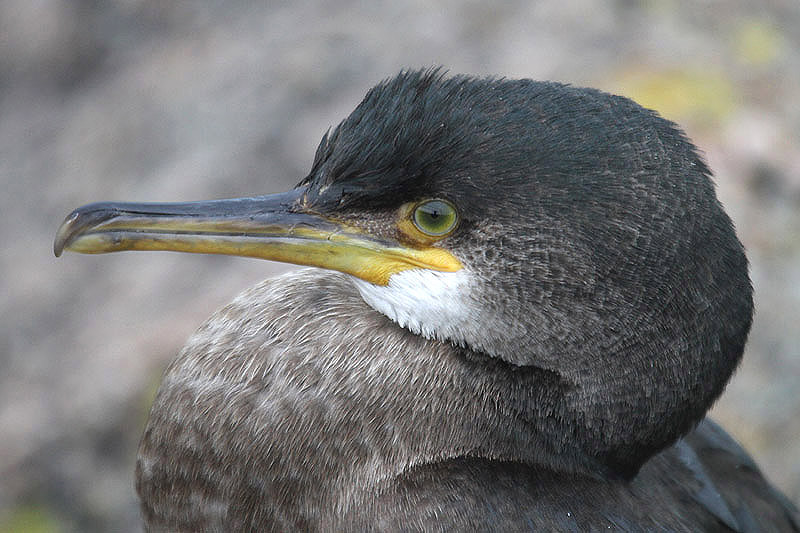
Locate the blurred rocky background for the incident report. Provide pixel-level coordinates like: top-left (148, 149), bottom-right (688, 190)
top-left (1, 0), bottom-right (798, 530)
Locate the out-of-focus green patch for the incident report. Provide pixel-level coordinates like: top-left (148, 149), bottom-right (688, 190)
top-left (137, 367), bottom-right (164, 429)
top-left (637, 0), bottom-right (676, 15)
top-left (735, 19), bottom-right (783, 66)
top-left (609, 68), bottom-right (737, 128)
top-left (0, 505), bottom-right (61, 533)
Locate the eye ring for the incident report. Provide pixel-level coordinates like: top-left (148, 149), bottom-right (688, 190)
top-left (412, 199), bottom-right (459, 237)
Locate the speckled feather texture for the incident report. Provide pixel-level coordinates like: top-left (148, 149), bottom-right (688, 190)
top-left (137, 271), bottom-right (797, 531)
top-left (134, 71), bottom-right (798, 530)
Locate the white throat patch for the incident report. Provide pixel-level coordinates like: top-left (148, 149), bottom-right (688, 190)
top-left (352, 268), bottom-right (476, 346)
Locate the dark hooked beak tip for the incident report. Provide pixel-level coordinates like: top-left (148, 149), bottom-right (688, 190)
top-left (55, 205), bottom-right (118, 256)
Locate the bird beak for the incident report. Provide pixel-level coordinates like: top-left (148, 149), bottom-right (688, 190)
top-left (54, 187), bottom-right (461, 286)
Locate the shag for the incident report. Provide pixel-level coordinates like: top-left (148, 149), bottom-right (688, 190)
top-left (55, 70), bottom-right (799, 531)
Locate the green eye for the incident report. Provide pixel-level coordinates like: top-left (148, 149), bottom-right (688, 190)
top-left (412, 199), bottom-right (458, 237)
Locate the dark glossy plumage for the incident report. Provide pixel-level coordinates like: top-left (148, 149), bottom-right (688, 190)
top-left (79, 70), bottom-right (799, 530)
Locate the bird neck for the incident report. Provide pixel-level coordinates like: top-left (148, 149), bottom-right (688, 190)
top-left (164, 268), bottom-right (717, 520)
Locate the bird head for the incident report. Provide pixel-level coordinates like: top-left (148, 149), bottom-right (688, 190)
top-left (55, 70), bottom-right (753, 476)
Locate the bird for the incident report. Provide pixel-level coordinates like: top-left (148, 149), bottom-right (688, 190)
top-left (54, 69), bottom-right (798, 531)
